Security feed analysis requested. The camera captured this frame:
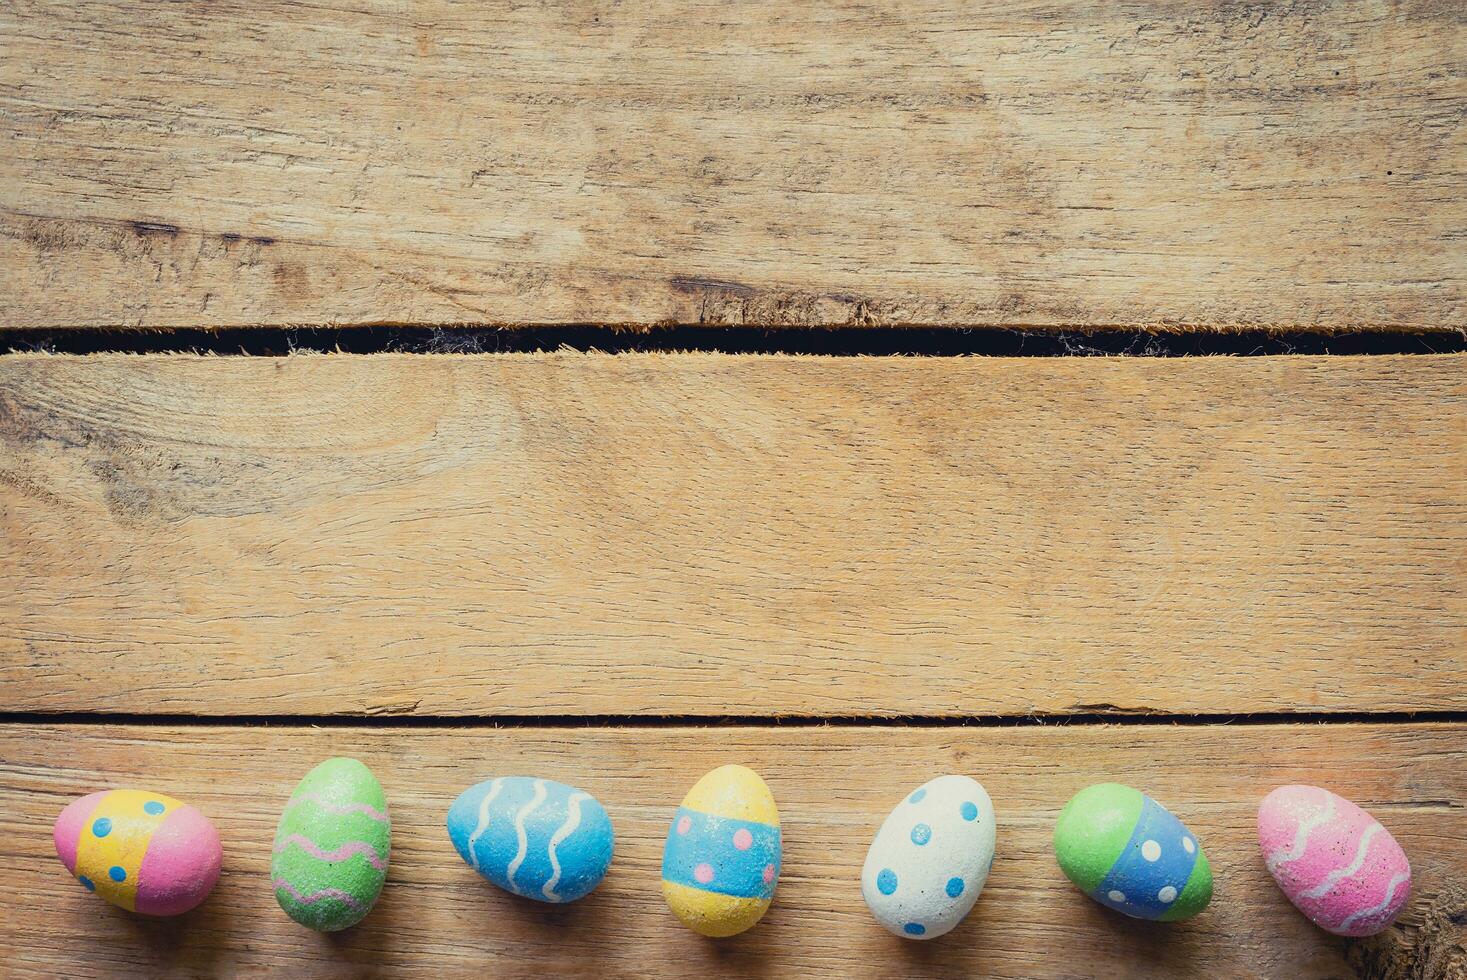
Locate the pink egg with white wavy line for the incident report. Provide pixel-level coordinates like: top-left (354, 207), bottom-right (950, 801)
top-left (1258, 785), bottom-right (1411, 937)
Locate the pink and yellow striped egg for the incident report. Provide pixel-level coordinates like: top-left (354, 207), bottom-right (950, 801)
top-left (54, 789), bottom-right (222, 916)
top-left (1258, 785), bottom-right (1410, 937)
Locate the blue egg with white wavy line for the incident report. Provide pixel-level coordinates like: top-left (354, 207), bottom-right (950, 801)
top-left (447, 777), bottom-right (614, 903)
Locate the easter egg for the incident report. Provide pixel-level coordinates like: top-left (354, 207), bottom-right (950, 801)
top-left (1258, 785), bottom-right (1411, 937)
top-left (447, 777), bottom-right (614, 903)
top-left (272, 758), bottom-right (391, 932)
top-left (1054, 783), bottom-right (1212, 921)
top-left (861, 775), bottom-right (996, 940)
top-left (661, 764), bottom-right (781, 938)
top-left (53, 789), bottom-right (222, 915)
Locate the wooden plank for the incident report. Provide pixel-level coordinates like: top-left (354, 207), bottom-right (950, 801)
top-left (2, 722), bottom-right (1463, 978)
top-left (1, 353), bottom-right (1462, 718)
top-left (2, 0), bottom-right (1462, 331)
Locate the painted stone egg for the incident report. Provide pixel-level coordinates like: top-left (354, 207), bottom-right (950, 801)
top-left (1258, 785), bottom-right (1411, 937)
top-left (447, 777), bottom-right (614, 903)
top-left (861, 775), bottom-right (996, 940)
top-left (1054, 783), bottom-right (1212, 922)
top-left (662, 764), bottom-right (781, 938)
top-left (54, 789), bottom-right (222, 915)
top-left (272, 758), bottom-right (391, 932)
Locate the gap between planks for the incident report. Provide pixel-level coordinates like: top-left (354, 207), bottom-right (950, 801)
top-left (3, 711), bottom-right (1467, 730)
top-left (2, 324), bottom-right (1465, 357)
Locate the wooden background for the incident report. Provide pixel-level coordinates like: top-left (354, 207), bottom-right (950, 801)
top-left (1, 0), bottom-right (1464, 978)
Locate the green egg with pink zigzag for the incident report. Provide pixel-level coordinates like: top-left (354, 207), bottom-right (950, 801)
top-left (272, 758), bottom-right (391, 932)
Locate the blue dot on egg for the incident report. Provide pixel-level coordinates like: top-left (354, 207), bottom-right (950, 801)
top-left (877, 868), bottom-right (898, 895)
top-left (92, 817), bottom-right (112, 837)
top-left (78, 876), bottom-right (95, 892)
top-left (960, 801), bottom-right (978, 821)
top-left (908, 788), bottom-right (927, 804)
top-left (946, 876), bottom-right (965, 898)
top-left (143, 800), bottom-right (165, 815)
top-left (904, 922), bottom-right (926, 936)
top-left (911, 823), bottom-right (932, 846)
top-left (108, 866), bottom-right (126, 883)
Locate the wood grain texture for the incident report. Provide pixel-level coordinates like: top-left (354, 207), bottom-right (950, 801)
top-left (3, 0), bottom-right (1463, 331)
top-left (1, 353), bottom-right (1462, 718)
top-left (3, 723), bottom-right (1464, 979)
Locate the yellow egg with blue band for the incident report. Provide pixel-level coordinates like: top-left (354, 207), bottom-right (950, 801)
top-left (661, 765), bottom-right (781, 937)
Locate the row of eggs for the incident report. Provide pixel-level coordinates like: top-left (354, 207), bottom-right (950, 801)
top-left (54, 762), bottom-right (1412, 940)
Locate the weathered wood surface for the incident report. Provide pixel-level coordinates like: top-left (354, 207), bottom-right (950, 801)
top-left (3, 0), bottom-right (1463, 331)
top-left (1, 353), bottom-right (1462, 717)
top-left (3, 723), bottom-right (1464, 979)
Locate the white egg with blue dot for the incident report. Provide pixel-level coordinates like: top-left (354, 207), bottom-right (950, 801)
top-left (861, 775), bottom-right (996, 940)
